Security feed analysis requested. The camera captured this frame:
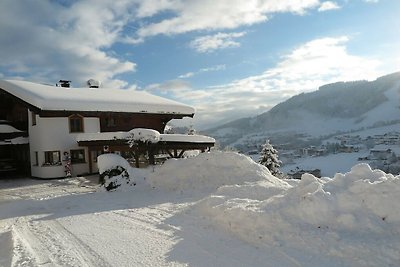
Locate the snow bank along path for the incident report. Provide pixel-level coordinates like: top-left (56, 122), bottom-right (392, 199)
top-left (1, 152), bottom-right (400, 266)
top-left (193, 163), bottom-right (400, 266)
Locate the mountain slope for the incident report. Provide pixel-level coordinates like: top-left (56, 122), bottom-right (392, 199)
top-left (206, 72), bottom-right (400, 146)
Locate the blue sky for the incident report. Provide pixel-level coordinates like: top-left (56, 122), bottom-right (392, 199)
top-left (0, 0), bottom-right (399, 129)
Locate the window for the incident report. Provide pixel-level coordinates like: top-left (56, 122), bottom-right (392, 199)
top-left (31, 112), bottom-right (36, 126)
top-left (105, 116), bottom-right (116, 127)
top-left (44, 151), bottom-right (61, 166)
top-left (69, 114), bottom-right (84, 133)
top-left (34, 151), bottom-right (38, 166)
top-left (70, 149), bottom-right (86, 164)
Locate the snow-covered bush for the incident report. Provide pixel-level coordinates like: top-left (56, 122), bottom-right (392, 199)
top-left (98, 154), bottom-right (136, 191)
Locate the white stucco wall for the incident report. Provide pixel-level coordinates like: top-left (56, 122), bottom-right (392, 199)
top-left (29, 110), bottom-right (100, 178)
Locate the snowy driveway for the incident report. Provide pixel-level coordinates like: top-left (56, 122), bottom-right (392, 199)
top-left (0, 177), bottom-right (291, 267)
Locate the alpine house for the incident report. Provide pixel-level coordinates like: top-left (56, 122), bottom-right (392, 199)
top-left (0, 79), bottom-right (214, 179)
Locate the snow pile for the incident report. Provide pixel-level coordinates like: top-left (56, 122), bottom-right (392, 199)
top-left (127, 128), bottom-right (160, 145)
top-left (97, 153), bottom-right (136, 190)
top-left (147, 151), bottom-right (289, 193)
top-left (195, 163), bottom-right (400, 265)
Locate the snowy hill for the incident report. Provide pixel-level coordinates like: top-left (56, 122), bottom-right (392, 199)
top-left (206, 72), bottom-right (400, 147)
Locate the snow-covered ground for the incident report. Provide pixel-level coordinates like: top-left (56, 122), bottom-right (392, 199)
top-left (1, 151), bottom-right (400, 266)
top-left (282, 151), bottom-right (369, 177)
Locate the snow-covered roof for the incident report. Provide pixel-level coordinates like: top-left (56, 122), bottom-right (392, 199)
top-left (0, 124), bottom-right (23, 133)
top-left (0, 80), bottom-right (195, 115)
top-left (76, 131), bottom-right (215, 144)
top-left (160, 134), bottom-right (215, 143)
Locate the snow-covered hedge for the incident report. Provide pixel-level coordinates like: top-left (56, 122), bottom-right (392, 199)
top-left (147, 151), bottom-right (289, 193)
top-left (127, 128), bottom-right (160, 146)
top-left (98, 154), bottom-right (136, 191)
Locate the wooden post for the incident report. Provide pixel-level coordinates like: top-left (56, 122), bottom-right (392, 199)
top-left (178, 150), bottom-right (186, 158)
top-left (148, 146), bottom-right (155, 165)
top-left (167, 150), bottom-right (174, 158)
top-left (88, 147), bottom-right (93, 174)
top-left (134, 148), bottom-right (140, 168)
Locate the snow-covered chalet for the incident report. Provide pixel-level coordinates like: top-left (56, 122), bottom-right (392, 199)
top-left (0, 79), bottom-right (214, 179)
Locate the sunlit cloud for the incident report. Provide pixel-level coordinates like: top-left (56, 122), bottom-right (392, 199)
top-left (190, 32), bottom-right (246, 53)
top-left (136, 0), bottom-right (320, 38)
top-left (318, 1), bottom-right (340, 12)
top-left (0, 0), bottom-right (136, 87)
top-left (178, 64), bottom-right (226, 79)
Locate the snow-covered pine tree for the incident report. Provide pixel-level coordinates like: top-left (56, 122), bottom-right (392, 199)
top-left (258, 140), bottom-right (282, 177)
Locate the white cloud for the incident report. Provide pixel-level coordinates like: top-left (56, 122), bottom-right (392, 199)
top-left (178, 64), bottom-right (226, 79)
top-left (146, 79), bottom-right (193, 95)
top-left (136, 0), bottom-right (320, 38)
top-left (318, 1), bottom-right (340, 12)
top-left (154, 36), bottom-right (384, 129)
top-left (0, 0), bottom-right (136, 87)
top-left (178, 72), bottom-right (195, 79)
top-left (190, 32), bottom-right (246, 53)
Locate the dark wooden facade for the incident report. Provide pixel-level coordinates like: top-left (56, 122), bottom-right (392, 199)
top-left (0, 91), bottom-right (30, 176)
top-left (99, 113), bottom-right (181, 133)
top-left (0, 90), bottom-right (29, 131)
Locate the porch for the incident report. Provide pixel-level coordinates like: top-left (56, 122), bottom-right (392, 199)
top-left (77, 132), bottom-right (215, 173)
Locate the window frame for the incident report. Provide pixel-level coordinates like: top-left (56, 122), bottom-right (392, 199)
top-left (70, 149), bottom-right (86, 164)
top-left (43, 151), bottom-right (61, 166)
top-left (69, 114), bottom-right (84, 133)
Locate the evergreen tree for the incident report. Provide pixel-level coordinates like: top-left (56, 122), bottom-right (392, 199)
top-left (258, 140), bottom-right (282, 176)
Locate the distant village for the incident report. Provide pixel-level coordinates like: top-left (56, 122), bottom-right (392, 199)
top-left (239, 131), bottom-right (400, 178)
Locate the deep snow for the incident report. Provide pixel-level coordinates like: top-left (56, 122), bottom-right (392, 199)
top-left (1, 151), bottom-right (400, 266)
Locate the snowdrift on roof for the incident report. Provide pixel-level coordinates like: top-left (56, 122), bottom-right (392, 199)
top-left (0, 79), bottom-right (195, 115)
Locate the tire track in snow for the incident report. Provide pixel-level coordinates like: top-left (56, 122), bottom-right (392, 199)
top-left (12, 217), bottom-right (110, 267)
top-left (110, 203), bottom-right (190, 236)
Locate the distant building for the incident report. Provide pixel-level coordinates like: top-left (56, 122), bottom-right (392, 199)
top-left (338, 145), bottom-right (358, 153)
top-left (369, 147), bottom-right (393, 160)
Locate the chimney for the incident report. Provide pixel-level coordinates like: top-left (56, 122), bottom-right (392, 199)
top-left (58, 80), bottom-right (71, 88)
top-left (87, 79), bottom-right (101, 88)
